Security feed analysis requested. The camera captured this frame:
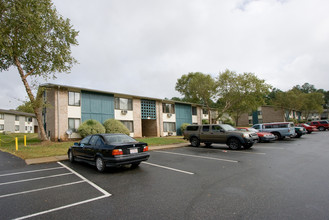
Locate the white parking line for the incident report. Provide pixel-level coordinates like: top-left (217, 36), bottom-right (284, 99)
top-left (13, 162), bottom-right (111, 220)
top-left (0, 167), bottom-right (64, 177)
top-left (223, 150), bottom-right (266, 155)
top-left (0, 173), bottom-right (72, 186)
top-left (143, 162), bottom-right (194, 175)
top-left (0, 181), bottom-right (85, 199)
top-left (154, 151), bottom-right (239, 163)
top-left (254, 146), bottom-right (285, 150)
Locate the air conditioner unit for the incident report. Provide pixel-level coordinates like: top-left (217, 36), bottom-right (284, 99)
top-left (167, 113), bottom-right (172, 118)
top-left (168, 131), bottom-right (173, 136)
top-left (121, 110), bottom-right (128, 115)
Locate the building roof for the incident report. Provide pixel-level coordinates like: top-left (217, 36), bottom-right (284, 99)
top-left (0, 109), bottom-right (36, 117)
top-left (40, 83), bottom-right (209, 108)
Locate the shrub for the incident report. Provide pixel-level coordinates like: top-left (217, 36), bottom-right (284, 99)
top-left (180, 123), bottom-right (190, 134)
top-left (103, 119), bottom-right (130, 135)
top-left (78, 119), bottom-right (106, 138)
top-left (223, 118), bottom-right (235, 126)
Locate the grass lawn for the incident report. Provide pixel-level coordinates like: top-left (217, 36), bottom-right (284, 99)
top-left (0, 133), bottom-right (187, 159)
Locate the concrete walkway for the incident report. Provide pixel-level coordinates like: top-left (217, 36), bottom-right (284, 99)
top-left (25, 143), bottom-right (189, 165)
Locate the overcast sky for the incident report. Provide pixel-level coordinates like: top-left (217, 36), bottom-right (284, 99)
top-left (1, 0), bottom-right (329, 109)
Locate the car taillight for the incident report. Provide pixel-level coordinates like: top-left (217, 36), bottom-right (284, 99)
top-left (143, 146), bottom-right (149, 152)
top-left (112, 149), bottom-right (123, 156)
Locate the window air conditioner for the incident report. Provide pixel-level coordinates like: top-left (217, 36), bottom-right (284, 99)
top-left (121, 110), bottom-right (128, 115)
top-left (167, 113), bottom-right (172, 118)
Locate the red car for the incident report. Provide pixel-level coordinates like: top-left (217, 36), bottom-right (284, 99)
top-left (307, 120), bottom-right (329, 131)
top-left (296, 123), bottom-right (317, 134)
top-left (237, 127), bottom-right (276, 142)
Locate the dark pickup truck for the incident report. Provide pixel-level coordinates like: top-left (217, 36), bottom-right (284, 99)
top-left (183, 124), bottom-right (257, 150)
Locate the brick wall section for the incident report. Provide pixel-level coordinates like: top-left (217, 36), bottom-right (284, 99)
top-left (238, 113), bottom-right (249, 126)
top-left (157, 101), bottom-right (163, 136)
top-left (45, 87), bottom-right (68, 141)
top-left (133, 99), bottom-right (142, 137)
top-left (262, 106), bottom-right (285, 123)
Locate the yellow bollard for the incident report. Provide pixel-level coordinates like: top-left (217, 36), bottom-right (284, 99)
top-left (15, 137), bottom-right (18, 151)
top-left (24, 135), bottom-right (26, 147)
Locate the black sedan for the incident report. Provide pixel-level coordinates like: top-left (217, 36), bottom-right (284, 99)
top-left (68, 133), bottom-right (150, 172)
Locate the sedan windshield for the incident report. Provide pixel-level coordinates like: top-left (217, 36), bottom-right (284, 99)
top-left (220, 124), bottom-right (236, 131)
top-left (104, 134), bottom-right (138, 144)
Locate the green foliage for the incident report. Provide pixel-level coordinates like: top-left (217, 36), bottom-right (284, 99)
top-left (16, 101), bottom-right (34, 113)
top-left (175, 72), bottom-right (217, 122)
top-left (180, 123), bottom-right (190, 134)
top-left (78, 120), bottom-right (105, 138)
top-left (223, 119), bottom-right (235, 126)
top-left (202, 119), bottom-right (209, 124)
top-left (103, 119), bottom-right (130, 135)
top-left (217, 69), bottom-right (272, 125)
top-left (0, 0), bottom-right (79, 75)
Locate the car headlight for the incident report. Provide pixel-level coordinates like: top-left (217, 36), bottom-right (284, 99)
top-left (243, 133), bottom-right (250, 138)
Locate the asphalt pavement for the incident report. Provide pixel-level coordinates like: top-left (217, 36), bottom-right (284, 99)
top-left (1, 132), bottom-right (329, 219)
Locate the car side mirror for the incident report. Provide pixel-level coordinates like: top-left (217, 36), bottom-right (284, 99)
top-left (74, 142), bottom-right (79, 146)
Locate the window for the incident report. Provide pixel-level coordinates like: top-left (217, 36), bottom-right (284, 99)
top-left (192, 107), bottom-right (197, 115)
top-left (0, 114), bottom-right (4, 119)
top-left (80, 136), bottom-right (92, 145)
top-left (68, 91), bottom-right (81, 106)
top-left (202, 126), bottom-right (210, 132)
top-left (89, 136), bottom-right (99, 146)
top-left (212, 125), bottom-right (221, 131)
top-left (163, 122), bottom-right (176, 132)
top-left (202, 109), bottom-right (208, 115)
top-left (115, 97), bottom-right (133, 110)
top-left (249, 120), bottom-right (252, 124)
top-left (15, 125), bottom-right (19, 131)
top-left (68, 118), bottom-right (80, 132)
top-left (15, 115), bottom-right (19, 121)
top-left (186, 125), bottom-right (199, 131)
top-left (0, 124), bottom-right (4, 131)
top-left (162, 103), bottom-right (175, 114)
top-left (25, 117), bottom-right (33, 122)
top-left (258, 111), bottom-right (262, 115)
top-left (121, 121), bottom-right (134, 133)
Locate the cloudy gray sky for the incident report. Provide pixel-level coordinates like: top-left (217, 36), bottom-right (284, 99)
top-left (1, 0), bottom-right (329, 109)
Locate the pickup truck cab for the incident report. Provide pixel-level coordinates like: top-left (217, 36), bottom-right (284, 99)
top-left (183, 124), bottom-right (257, 150)
top-left (252, 122), bottom-right (295, 140)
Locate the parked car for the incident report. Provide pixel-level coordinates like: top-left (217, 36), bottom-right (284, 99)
top-left (294, 126), bottom-right (307, 138)
top-left (68, 133), bottom-right (150, 172)
top-left (296, 123), bottom-right (317, 134)
top-left (307, 120), bottom-right (329, 131)
top-left (237, 127), bottom-right (276, 142)
top-left (183, 124), bottom-right (257, 150)
top-left (252, 122), bottom-right (295, 140)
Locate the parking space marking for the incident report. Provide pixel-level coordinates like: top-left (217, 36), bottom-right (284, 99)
top-left (0, 167), bottom-right (64, 177)
top-left (0, 180), bottom-right (85, 199)
top-left (223, 150), bottom-right (266, 155)
top-left (7, 162), bottom-right (112, 220)
top-left (154, 151), bottom-right (239, 163)
top-left (254, 146), bottom-right (285, 150)
top-left (143, 162), bottom-right (194, 175)
top-left (0, 173), bottom-right (72, 186)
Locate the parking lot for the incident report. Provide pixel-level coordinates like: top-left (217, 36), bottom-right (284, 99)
top-left (1, 131), bottom-right (329, 219)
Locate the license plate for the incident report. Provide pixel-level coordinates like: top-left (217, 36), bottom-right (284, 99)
top-left (130, 148), bottom-right (138, 154)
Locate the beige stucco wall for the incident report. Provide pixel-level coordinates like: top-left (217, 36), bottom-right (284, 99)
top-left (133, 99), bottom-right (142, 137)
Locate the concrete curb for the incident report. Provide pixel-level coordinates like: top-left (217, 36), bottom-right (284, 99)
top-left (25, 143), bottom-right (189, 165)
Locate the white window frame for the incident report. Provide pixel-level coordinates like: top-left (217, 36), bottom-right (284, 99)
top-left (68, 92), bottom-right (81, 106)
top-left (163, 122), bottom-right (176, 132)
top-left (68, 118), bottom-right (81, 132)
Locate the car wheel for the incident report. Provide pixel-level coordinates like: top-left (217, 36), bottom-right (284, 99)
top-left (244, 143), bottom-right (253, 149)
top-left (227, 138), bottom-right (241, 150)
top-left (318, 126), bottom-right (325, 131)
top-left (95, 157), bottom-right (105, 172)
top-left (296, 133), bottom-right (302, 138)
top-left (205, 143), bottom-right (212, 147)
top-left (131, 162), bottom-right (141, 168)
top-left (190, 137), bottom-right (200, 147)
top-left (272, 132), bottom-right (281, 140)
top-left (68, 150), bottom-right (75, 163)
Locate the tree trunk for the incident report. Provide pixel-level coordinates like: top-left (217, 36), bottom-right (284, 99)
top-left (14, 58), bottom-right (48, 142)
top-left (208, 106), bottom-right (211, 124)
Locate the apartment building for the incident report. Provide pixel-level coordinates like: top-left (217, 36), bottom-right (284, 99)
top-left (41, 84), bottom-right (215, 141)
top-left (0, 109), bottom-right (38, 133)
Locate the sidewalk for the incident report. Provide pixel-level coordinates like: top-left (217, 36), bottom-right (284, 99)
top-left (25, 143), bottom-right (189, 165)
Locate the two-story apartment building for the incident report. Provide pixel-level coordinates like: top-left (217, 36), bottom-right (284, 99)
top-left (41, 84), bottom-right (215, 141)
top-left (0, 109), bottom-right (38, 133)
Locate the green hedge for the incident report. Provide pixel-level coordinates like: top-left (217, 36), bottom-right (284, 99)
top-left (78, 119), bottom-right (106, 138)
top-left (103, 119), bottom-right (130, 135)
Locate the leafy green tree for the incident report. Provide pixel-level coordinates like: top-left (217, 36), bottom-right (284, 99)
top-left (175, 72), bottom-right (217, 123)
top-left (216, 70), bottom-right (272, 125)
top-left (16, 101), bottom-right (34, 113)
top-left (272, 89), bottom-right (304, 121)
top-left (0, 0), bottom-right (78, 141)
top-left (293, 83), bottom-right (317, 93)
top-left (300, 92), bottom-right (324, 119)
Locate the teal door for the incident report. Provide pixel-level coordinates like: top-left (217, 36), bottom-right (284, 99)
top-left (81, 91), bottom-right (114, 123)
top-left (175, 103), bottom-right (192, 135)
